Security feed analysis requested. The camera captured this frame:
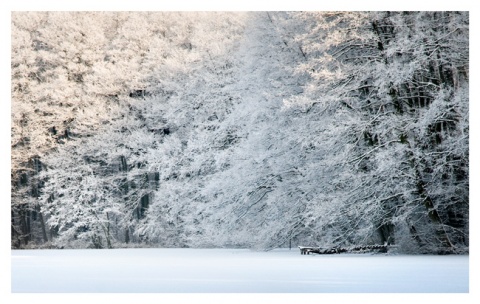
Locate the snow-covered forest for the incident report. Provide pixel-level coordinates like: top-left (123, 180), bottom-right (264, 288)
top-left (11, 11), bottom-right (469, 253)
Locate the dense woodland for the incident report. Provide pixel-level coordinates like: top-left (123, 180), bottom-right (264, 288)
top-left (11, 11), bottom-right (469, 253)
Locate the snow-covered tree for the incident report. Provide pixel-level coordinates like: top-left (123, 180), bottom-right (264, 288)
top-left (285, 11), bottom-right (468, 252)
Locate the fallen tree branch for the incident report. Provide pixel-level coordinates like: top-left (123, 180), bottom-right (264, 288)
top-left (298, 244), bottom-right (389, 255)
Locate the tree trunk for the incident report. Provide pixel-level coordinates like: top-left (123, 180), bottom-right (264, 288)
top-left (125, 228), bottom-right (130, 244)
top-left (405, 139), bottom-right (454, 250)
top-left (39, 211), bottom-right (48, 243)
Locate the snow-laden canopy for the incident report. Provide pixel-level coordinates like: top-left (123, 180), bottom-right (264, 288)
top-left (11, 12), bottom-right (469, 253)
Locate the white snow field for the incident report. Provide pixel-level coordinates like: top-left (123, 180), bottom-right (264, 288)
top-left (11, 248), bottom-right (468, 293)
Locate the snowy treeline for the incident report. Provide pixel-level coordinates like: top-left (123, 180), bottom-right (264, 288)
top-left (11, 11), bottom-right (468, 253)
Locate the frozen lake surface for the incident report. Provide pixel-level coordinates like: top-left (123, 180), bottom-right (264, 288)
top-left (11, 248), bottom-right (468, 293)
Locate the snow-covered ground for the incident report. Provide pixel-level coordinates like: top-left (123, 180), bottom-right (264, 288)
top-left (11, 248), bottom-right (468, 293)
